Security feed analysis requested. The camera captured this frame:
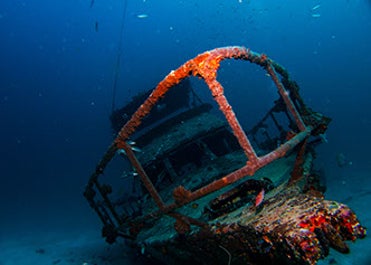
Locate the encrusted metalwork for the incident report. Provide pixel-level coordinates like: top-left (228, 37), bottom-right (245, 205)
top-left (84, 46), bottom-right (364, 265)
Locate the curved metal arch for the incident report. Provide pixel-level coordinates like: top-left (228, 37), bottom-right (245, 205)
top-left (110, 46), bottom-right (312, 212)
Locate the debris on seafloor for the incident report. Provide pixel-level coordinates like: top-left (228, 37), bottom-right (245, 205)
top-left (84, 46), bottom-right (366, 265)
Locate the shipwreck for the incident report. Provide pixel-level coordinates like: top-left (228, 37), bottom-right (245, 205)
top-left (84, 46), bottom-right (366, 265)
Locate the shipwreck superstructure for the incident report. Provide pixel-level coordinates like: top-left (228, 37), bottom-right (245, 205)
top-left (84, 46), bottom-right (365, 265)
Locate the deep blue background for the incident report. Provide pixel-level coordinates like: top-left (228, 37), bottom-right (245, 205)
top-left (1, 0), bottom-right (370, 241)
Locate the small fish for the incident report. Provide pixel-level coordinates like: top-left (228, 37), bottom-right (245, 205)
top-left (137, 14), bottom-right (148, 19)
top-left (120, 170), bottom-right (138, 179)
top-left (117, 149), bottom-right (126, 156)
top-left (311, 13), bottom-right (321, 18)
top-left (117, 145), bottom-right (141, 156)
top-left (90, 0), bottom-right (95, 8)
top-left (312, 4), bottom-right (321, 10)
top-left (255, 189), bottom-right (265, 207)
top-left (131, 146), bottom-right (142, 153)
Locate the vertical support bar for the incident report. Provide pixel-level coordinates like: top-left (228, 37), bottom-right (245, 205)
top-left (121, 142), bottom-right (166, 211)
top-left (288, 138), bottom-right (308, 185)
top-left (205, 78), bottom-right (259, 164)
top-left (266, 63), bottom-right (306, 131)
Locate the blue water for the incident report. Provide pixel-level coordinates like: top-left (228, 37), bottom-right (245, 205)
top-left (1, 0), bottom-right (370, 264)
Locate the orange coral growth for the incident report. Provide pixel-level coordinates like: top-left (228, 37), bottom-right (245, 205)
top-left (299, 213), bottom-right (327, 232)
top-left (329, 204), bottom-right (367, 240)
top-left (297, 202), bottom-right (366, 255)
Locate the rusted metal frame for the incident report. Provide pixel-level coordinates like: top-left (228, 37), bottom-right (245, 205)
top-left (120, 141), bottom-right (167, 211)
top-left (270, 61), bottom-right (309, 116)
top-left (273, 63), bottom-right (308, 114)
top-left (159, 128), bottom-right (312, 214)
top-left (86, 187), bottom-right (113, 227)
top-left (85, 144), bottom-right (123, 225)
top-left (114, 67), bottom-right (190, 146)
top-left (98, 200), bottom-right (118, 227)
top-left (168, 212), bottom-right (209, 230)
top-left (112, 47), bottom-right (260, 156)
top-left (160, 165), bottom-right (255, 214)
top-left (104, 47), bottom-right (311, 220)
top-left (85, 180), bottom-right (123, 228)
top-left (246, 106), bottom-right (275, 150)
top-left (108, 47), bottom-right (256, 215)
top-left (288, 137), bottom-right (309, 185)
top-left (265, 63), bottom-right (306, 131)
top-left (94, 180), bottom-right (123, 225)
top-left (86, 143), bottom-right (117, 185)
top-left (206, 78), bottom-right (259, 163)
top-left (257, 128), bottom-right (311, 166)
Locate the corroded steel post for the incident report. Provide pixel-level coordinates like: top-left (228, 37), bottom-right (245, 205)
top-left (266, 63), bottom-right (306, 131)
top-left (120, 141), bottom-right (166, 211)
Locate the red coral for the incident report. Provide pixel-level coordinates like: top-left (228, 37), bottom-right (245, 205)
top-left (299, 212), bottom-right (327, 232)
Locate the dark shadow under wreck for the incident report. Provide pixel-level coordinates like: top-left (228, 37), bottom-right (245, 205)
top-left (84, 46), bottom-right (366, 265)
